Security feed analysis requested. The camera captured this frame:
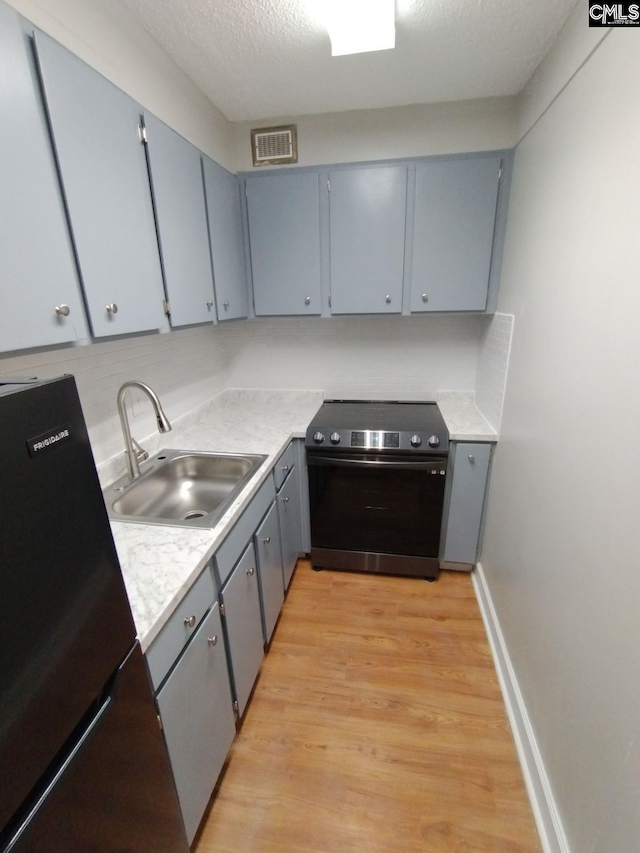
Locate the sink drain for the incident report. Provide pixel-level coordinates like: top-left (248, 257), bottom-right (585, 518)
top-left (181, 510), bottom-right (207, 521)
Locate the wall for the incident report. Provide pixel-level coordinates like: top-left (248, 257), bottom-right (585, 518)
top-left (232, 97), bottom-right (517, 172)
top-left (5, 0), bottom-right (234, 169)
top-left (218, 315), bottom-right (486, 400)
top-left (479, 26), bottom-right (640, 853)
top-left (0, 327), bottom-right (233, 466)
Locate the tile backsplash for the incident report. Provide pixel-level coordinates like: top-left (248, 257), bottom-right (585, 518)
top-left (1, 313), bottom-right (496, 468)
top-left (475, 312), bottom-right (514, 431)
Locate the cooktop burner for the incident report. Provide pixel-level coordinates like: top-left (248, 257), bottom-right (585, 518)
top-left (305, 400), bottom-right (449, 454)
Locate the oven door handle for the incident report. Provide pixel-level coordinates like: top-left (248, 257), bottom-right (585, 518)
top-left (307, 454), bottom-right (447, 472)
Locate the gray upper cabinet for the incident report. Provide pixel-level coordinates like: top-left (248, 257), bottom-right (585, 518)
top-left (329, 166), bottom-right (407, 314)
top-left (202, 156), bottom-right (248, 321)
top-left (246, 172), bottom-right (322, 316)
top-left (156, 602), bottom-right (236, 844)
top-left (0, 8), bottom-right (88, 354)
top-left (442, 442), bottom-right (493, 565)
top-left (219, 542), bottom-right (264, 717)
top-left (144, 114), bottom-right (215, 328)
top-left (410, 156), bottom-right (502, 313)
top-left (34, 32), bottom-right (166, 338)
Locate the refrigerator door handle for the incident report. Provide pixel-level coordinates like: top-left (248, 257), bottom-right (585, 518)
top-left (3, 693), bottom-right (113, 852)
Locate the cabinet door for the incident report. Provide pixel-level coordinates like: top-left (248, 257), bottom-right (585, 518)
top-left (442, 443), bottom-right (492, 565)
top-left (329, 166), bottom-right (407, 314)
top-left (0, 9), bottom-right (88, 353)
top-left (156, 603), bottom-right (235, 844)
top-left (246, 172), bottom-right (322, 316)
top-left (202, 156), bottom-right (248, 321)
top-left (34, 33), bottom-right (166, 338)
top-left (220, 542), bottom-right (264, 717)
top-left (254, 502), bottom-right (285, 642)
top-left (410, 157), bottom-right (502, 313)
top-left (278, 469), bottom-right (302, 590)
top-left (144, 114), bottom-right (216, 327)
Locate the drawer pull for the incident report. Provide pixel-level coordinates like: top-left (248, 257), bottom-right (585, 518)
top-left (55, 304), bottom-right (70, 317)
top-left (184, 615), bottom-right (196, 628)
top-left (468, 455), bottom-right (475, 463)
top-left (282, 496), bottom-right (289, 503)
top-left (282, 465), bottom-right (289, 473)
top-left (207, 635), bottom-right (218, 647)
top-left (246, 566), bottom-right (255, 576)
top-left (106, 303), bottom-right (118, 314)
top-left (262, 537), bottom-right (271, 544)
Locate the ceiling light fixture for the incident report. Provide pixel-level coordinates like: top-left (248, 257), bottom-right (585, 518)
top-left (314, 0), bottom-right (396, 57)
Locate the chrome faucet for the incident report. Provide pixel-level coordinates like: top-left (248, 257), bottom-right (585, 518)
top-left (117, 381), bottom-right (172, 480)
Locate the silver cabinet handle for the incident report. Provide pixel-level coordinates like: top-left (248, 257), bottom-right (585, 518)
top-left (55, 304), bottom-right (70, 317)
top-left (304, 296), bottom-right (311, 305)
top-left (422, 294), bottom-right (429, 303)
top-left (184, 615), bottom-right (196, 628)
top-left (282, 496), bottom-right (289, 503)
top-left (246, 566), bottom-right (255, 576)
top-left (207, 635), bottom-right (218, 647)
top-left (282, 465), bottom-right (289, 473)
top-left (468, 455), bottom-right (475, 463)
top-left (385, 294), bottom-right (391, 304)
top-left (223, 300), bottom-right (230, 310)
top-left (106, 303), bottom-right (118, 314)
top-left (206, 300), bottom-right (213, 310)
top-left (262, 537), bottom-right (271, 544)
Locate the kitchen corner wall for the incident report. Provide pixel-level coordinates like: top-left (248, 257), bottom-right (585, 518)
top-left (479, 20), bottom-right (640, 853)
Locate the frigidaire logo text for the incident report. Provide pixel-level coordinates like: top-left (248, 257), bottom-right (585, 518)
top-left (33, 429), bottom-right (69, 451)
top-left (589, 2), bottom-right (640, 25)
top-left (26, 424), bottom-right (72, 457)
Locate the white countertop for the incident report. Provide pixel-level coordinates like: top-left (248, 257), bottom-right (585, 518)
top-left (105, 388), bottom-right (496, 652)
top-left (108, 389), bottom-right (324, 652)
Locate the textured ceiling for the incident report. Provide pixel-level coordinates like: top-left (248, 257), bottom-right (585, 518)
top-left (119, 0), bottom-right (578, 121)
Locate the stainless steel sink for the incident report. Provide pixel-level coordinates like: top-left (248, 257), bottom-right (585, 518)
top-left (104, 449), bottom-right (267, 528)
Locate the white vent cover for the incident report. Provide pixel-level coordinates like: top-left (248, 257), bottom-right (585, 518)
top-left (251, 125), bottom-right (298, 167)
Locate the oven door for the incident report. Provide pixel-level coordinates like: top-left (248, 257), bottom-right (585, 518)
top-left (307, 451), bottom-right (447, 577)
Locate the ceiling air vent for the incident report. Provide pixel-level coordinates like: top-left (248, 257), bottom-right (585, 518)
top-left (251, 125), bottom-right (298, 167)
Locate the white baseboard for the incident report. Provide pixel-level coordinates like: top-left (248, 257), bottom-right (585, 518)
top-left (472, 563), bottom-right (570, 853)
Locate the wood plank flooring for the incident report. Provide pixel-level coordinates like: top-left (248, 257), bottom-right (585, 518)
top-left (195, 561), bottom-right (540, 853)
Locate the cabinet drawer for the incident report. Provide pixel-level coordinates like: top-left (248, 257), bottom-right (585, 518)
top-left (146, 566), bottom-right (216, 690)
top-left (214, 474), bottom-right (275, 586)
top-left (273, 442), bottom-right (296, 491)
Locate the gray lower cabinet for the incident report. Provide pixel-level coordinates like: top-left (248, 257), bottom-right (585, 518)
top-left (144, 113), bottom-right (216, 328)
top-left (34, 31), bottom-right (166, 338)
top-left (329, 166), bottom-right (407, 314)
top-left (278, 468), bottom-right (302, 589)
top-left (246, 171), bottom-right (322, 316)
top-left (202, 156), bottom-right (248, 321)
top-left (442, 442), bottom-right (493, 566)
top-left (219, 542), bottom-right (264, 717)
top-left (0, 5), bottom-right (88, 354)
top-left (156, 603), bottom-right (235, 845)
top-left (410, 157), bottom-right (503, 313)
top-left (254, 503), bottom-right (285, 642)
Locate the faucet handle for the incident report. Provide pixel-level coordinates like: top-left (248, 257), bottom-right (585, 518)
top-left (131, 437), bottom-right (149, 465)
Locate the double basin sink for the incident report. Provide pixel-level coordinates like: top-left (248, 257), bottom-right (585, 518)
top-left (104, 449), bottom-right (267, 528)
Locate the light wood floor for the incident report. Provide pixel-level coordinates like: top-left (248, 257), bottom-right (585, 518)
top-left (195, 561), bottom-right (540, 853)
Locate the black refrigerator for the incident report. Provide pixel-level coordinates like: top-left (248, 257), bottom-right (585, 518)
top-left (0, 376), bottom-right (189, 853)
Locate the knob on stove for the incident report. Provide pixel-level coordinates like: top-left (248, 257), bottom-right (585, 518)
top-left (313, 431), bottom-right (325, 444)
top-left (410, 435), bottom-right (422, 447)
top-left (428, 435), bottom-right (441, 448)
top-left (330, 432), bottom-right (341, 445)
